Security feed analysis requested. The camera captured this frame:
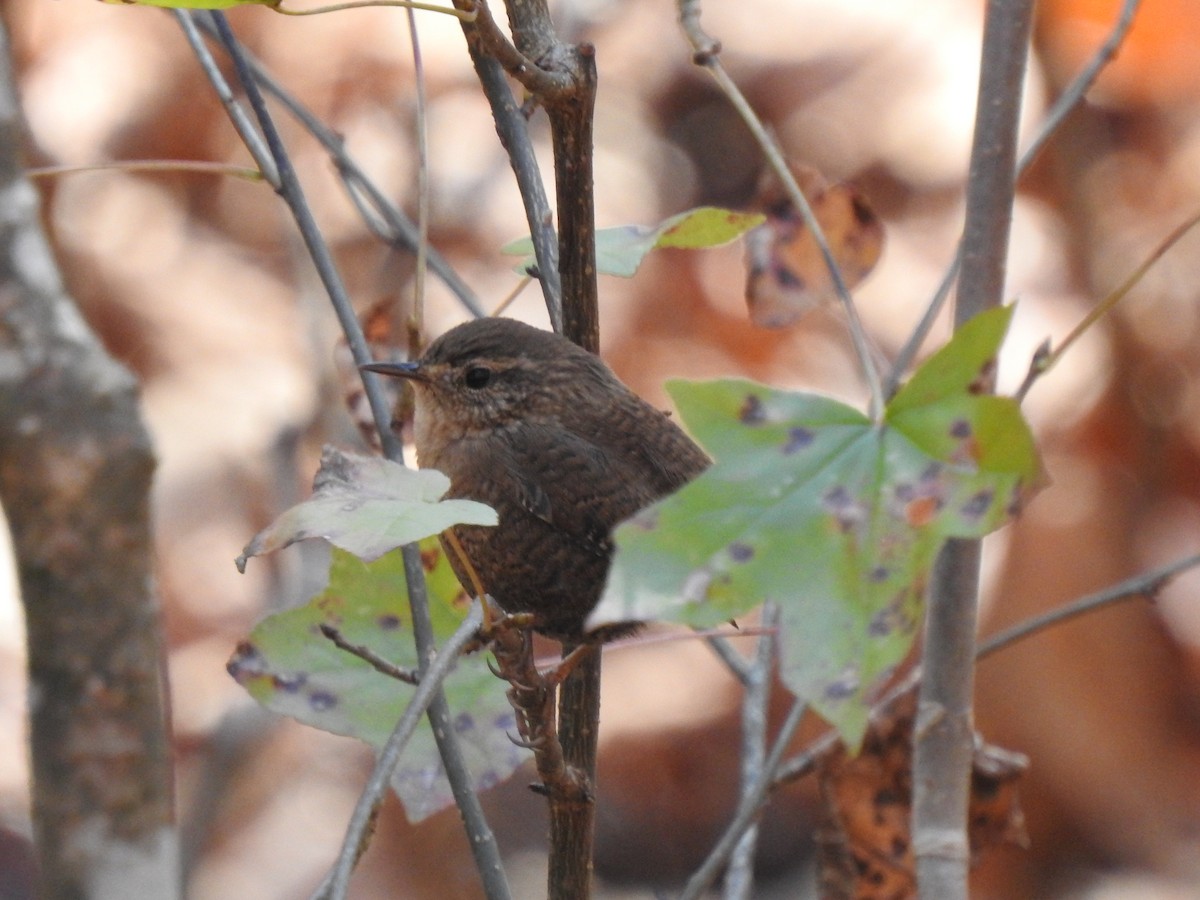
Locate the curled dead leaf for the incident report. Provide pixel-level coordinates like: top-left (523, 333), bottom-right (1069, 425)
top-left (745, 163), bottom-right (884, 329)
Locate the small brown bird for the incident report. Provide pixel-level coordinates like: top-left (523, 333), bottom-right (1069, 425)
top-left (363, 317), bottom-right (709, 639)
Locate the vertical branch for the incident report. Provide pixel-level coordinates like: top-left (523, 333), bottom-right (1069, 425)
top-left (912, 1), bottom-right (1034, 896)
top-left (545, 44), bottom-right (599, 350)
top-left (541, 35), bottom-right (602, 900)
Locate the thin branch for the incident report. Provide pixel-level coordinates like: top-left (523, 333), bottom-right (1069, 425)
top-left (723, 603), bottom-right (779, 900)
top-left (186, 13), bottom-right (485, 319)
top-left (884, 0), bottom-right (1142, 396)
top-left (453, 4), bottom-right (563, 327)
top-left (705, 634), bottom-right (751, 685)
top-left (1016, 0), bottom-right (1140, 173)
top-left (406, 6), bottom-right (430, 337)
top-left (399, 542), bottom-right (513, 900)
top-left (978, 552), bottom-right (1200, 658)
top-left (679, 697), bottom-right (807, 900)
top-left (204, 14), bottom-right (508, 898)
top-left (545, 41), bottom-right (599, 348)
top-left (314, 603), bottom-right (486, 900)
top-left (276, 0), bottom-right (477, 18)
top-left (319, 624), bottom-right (419, 684)
top-left (174, 11), bottom-right (279, 188)
top-left (204, 11), bottom-right (401, 457)
top-left (677, 0), bottom-right (884, 420)
top-left (25, 160), bottom-right (263, 181)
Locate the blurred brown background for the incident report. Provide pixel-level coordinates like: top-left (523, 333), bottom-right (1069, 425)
top-left (2, 0), bottom-right (1200, 896)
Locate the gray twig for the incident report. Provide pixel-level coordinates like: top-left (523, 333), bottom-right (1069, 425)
top-left (705, 634), bottom-right (751, 685)
top-left (979, 552), bottom-right (1200, 658)
top-left (723, 604), bottom-right (779, 900)
top-left (319, 624), bottom-right (419, 684)
top-left (174, 11), bottom-right (279, 188)
top-left (455, 13), bottom-right (563, 327)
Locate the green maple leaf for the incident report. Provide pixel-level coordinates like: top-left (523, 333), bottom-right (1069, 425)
top-left (591, 306), bottom-right (1040, 744)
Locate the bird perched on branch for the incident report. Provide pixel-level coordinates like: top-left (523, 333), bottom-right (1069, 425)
top-left (364, 317), bottom-right (709, 639)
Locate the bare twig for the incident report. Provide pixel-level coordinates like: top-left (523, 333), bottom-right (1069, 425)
top-left (314, 603), bottom-right (486, 900)
top-left (452, 0), bottom-right (574, 98)
top-left (1016, 0), bottom-right (1140, 172)
top-left (1015, 208), bottom-right (1200, 401)
top-left (884, 0), bottom-right (1142, 396)
top-left (978, 552), bottom-right (1200, 658)
top-left (26, 160), bottom-right (263, 181)
top-left (275, 0), bottom-right (477, 19)
top-left (406, 7), bottom-right (430, 337)
top-left (705, 634), bottom-right (752, 685)
top-left (319, 624), bottom-right (420, 684)
top-left (677, 0), bottom-right (884, 419)
top-left (174, 11), bottom-right (279, 187)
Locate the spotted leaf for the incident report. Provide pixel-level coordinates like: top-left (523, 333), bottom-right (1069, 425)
top-left (228, 543), bottom-right (524, 821)
top-left (591, 306), bottom-right (1039, 745)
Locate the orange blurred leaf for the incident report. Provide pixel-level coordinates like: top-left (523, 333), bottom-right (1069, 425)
top-left (815, 688), bottom-right (1028, 898)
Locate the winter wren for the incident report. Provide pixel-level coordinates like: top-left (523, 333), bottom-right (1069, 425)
top-left (364, 317), bottom-right (709, 639)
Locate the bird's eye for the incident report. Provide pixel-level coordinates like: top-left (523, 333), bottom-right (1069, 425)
top-left (464, 366), bottom-right (493, 389)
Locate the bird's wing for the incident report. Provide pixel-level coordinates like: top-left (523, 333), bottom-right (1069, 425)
top-left (494, 424), bottom-right (656, 558)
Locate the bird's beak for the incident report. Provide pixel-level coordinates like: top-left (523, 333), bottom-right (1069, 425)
top-left (360, 360), bottom-right (427, 382)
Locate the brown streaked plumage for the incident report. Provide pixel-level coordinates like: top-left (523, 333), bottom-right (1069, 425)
top-left (365, 317), bottom-right (709, 639)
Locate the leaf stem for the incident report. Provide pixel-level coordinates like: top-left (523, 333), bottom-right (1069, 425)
top-left (25, 160), bottom-right (264, 181)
